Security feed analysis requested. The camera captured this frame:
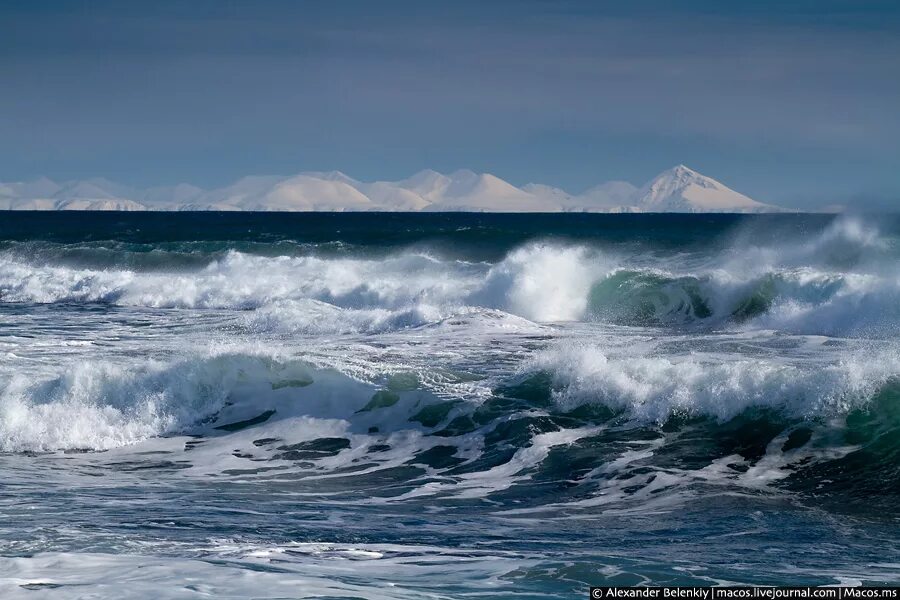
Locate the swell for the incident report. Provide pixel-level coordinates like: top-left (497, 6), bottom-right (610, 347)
top-left (508, 342), bottom-right (900, 505)
top-left (2, 214), bottom-right (898, 516)
top-left (522, 343), bottom-right (900, 423)
top-left (586, 267), bottom-right (900, 335)
top-left (0, 239), bottom-right (358, 270)
top-left (7, 345), bottom-right (897, 452)
top-left (485, 368), bottom-right (900, 506)
top-left (2, 347), bottom-right (897, 513)
top-left (1, 217), bottom-right (896, 336)
top-left (0, 350), bottom-right (418, 452)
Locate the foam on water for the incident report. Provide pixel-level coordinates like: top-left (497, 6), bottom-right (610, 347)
top-left (1, 216), bottom-right (897, 336)
top-left (527, 342), bottom-right (900, 423)
top-left (0, 544), bottom-right (539, 600)
top-left (2, 214), bottom-right (900, 593)
top-left (0, 352), bottom-right (252, 451)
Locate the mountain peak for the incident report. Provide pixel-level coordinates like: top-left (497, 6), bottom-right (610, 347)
top-left (300, 170), bottom-right (357, 184)
top-left (446, 169), bottom-right (479, 183)
top-left (667, 164), bottom-right (698, 176)
top-left (653, 165), bottom-right (713, 187)
top-left (635, 166), bottom-right (771, 212)
top-left (0, 166), bottom-right (785, 213)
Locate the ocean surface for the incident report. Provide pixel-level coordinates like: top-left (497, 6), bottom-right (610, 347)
top-left (1, 212), bottom-right (898, 598)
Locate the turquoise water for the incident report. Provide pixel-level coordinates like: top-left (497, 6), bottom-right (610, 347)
top-left (0, 213), bottom-right (898, 597)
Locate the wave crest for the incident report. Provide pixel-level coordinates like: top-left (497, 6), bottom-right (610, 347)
top-left (1, 217), bottom-right (897, 336)
top-left (524, 343), bottom-right (900, 423)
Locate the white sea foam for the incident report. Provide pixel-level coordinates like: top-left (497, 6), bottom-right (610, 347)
top-left (0, 250), bottom-right (480, 311)
top-left (1, 217), bottom-right (898, 453)
top-left (474, 243), bottom-right (610, 321)
top-left (1, 218), bottom-right (897, 337)
top-left (527, 342), bottom-right (900, 423)
top-left (0, 343), bottom-right (476, 453)
top-left (0, 350), bottom-right (350, 452)
top-left (0, 243), bottom-right (604, 320)
top-left (0, 544), bottom-right (535, 600)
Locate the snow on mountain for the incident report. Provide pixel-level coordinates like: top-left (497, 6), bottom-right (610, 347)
top-left (354, 181), bottom-right (430, 211)
top-left (140, 183), bottom-right (205, 208)
top-left (522, 180), bottom-right (644, 212)
top-left (396, 169), bottom-right (453, 202)
top-left (0, 166), bottom-right (785, 212)
top-left (50, 181), bottom-right (114, 200)
top-left (55, 198), bottom-right (147, 211)
top-left (51, 178), bottom-right (146, 210)
top-left (225, 175), bottom-right (375, 211)
top-left (305, 171), bottom-right (431, 211)
top-left (0, 177), bottom-right (146, 210)
top-left (522, 183), bottom-right (570, 204)
top-left (570, 181), bottom-right (639, 212)
top-left (299, 170), bottom-right (358, 186)
top-left (523, 171), bottom-right (775, 214)
top-left (419, 170), bottom-right (554, 212)
top-left (174, 202), bottom-right (244, 212)
top-left (632, 165), bottom-right (776, 213)
top-left (197, 175), bottom-right (286, 208)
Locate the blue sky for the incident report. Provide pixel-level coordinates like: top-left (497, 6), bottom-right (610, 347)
top-left (1, 0), bottom-right (899, 209)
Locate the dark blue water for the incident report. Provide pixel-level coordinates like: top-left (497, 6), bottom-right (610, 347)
top-left (0, 213), bottom-right (898, 597)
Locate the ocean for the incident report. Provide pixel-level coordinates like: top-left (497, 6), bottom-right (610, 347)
top-left (0, 212), bottom-right (898, 598)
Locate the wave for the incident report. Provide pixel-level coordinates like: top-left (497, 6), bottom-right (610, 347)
top-left (0, 351), bottom-right (262, 452)
top-left (0, 348), bottom-right (900, 511)
top-left (0, 345), bottom-right (496, 453)
top-left (0, 250), bottom-right (479, 310)
top-left (585, 267), bottom-right (900, 335)
top-left (0, 217), bottom-right (897, 336)
top-left (3, 337), bottom-right (899, 511)
top-left (502, 345), bottom-right (900, 505)
top-left (523, 342), bottom-right (900, 423)
top-left (0, 350), bottom-right (416, 452)
top-left (5, 339), bottom-right (898, 450)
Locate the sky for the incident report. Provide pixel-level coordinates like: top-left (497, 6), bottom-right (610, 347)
top-left (1, 0), bottom-right (899, 210)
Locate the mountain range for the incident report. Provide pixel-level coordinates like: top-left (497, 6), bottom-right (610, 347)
top-left (0, 165), bottom-right (785, 213)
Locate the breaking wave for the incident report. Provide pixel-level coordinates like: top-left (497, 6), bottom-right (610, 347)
top-left (2, 343), bottom-right (898, 510)
top-left (0, 217), bottom-right (897, 336)
top-left (524, 343), bottom-right (900, 423)
top-left (1, 214), bottom-right (899, 508)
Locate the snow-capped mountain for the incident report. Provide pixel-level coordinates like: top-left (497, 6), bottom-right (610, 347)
top-left (574, 181), bottom-right (639, 211)
top-left (521, 183), bottom-right (570, 204)
top-left (417, 170), bottom-right (551, 212)
top-left (140, 183), bottom-right (205, 208)
top-left (0, 177), bottom-right (146, 211)
top-left (633, 165), bottom-right (776, 213)
top-left (523, 180), bottom-right (640, 212)
top-left (225, 175), bottom-right (374, 212)
top-left (0, 166), bottom-right (786, 212)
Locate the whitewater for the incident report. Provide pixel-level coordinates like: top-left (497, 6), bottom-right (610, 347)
top-left (0, 212), bottom-right (898, 598)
